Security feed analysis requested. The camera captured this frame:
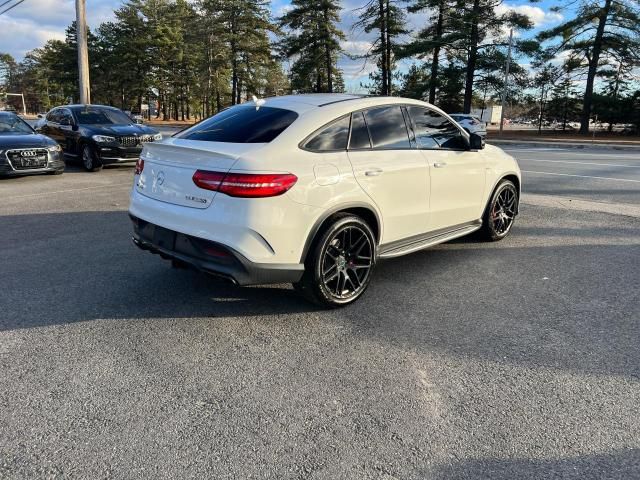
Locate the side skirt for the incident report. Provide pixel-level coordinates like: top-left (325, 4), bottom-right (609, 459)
top-left (378, 220), bottom-right (482, 259)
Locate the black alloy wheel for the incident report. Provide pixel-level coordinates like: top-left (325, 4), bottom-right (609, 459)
top-left (295, 214), bottom-right (376, 307)
top-left (481, 179), bottom-right (518, 241)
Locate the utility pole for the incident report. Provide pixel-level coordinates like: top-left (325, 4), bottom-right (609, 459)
top-left (75, 0), bottom-right (91, 104)
top-left (499, 28), bottom-right (513, 136)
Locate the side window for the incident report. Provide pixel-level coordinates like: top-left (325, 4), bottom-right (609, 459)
top-left (363, 105), bottom-right (411, 149)
top-left (59, 111), bottom-right (73, 126)
top-left (303, 115), bottom-right (350, 151)
top-left (348, 112), bottom-right (371, 149)
top-left (407, 106), bottom-right (467, 150)
top-left (46, 109), bottom-right (59, 123)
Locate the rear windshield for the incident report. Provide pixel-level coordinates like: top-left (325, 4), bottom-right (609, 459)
top-left (177, 105), bottom-right (298, 143)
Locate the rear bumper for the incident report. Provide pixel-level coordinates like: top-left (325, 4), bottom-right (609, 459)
top-left (130, 215), bottom-right (304, 286)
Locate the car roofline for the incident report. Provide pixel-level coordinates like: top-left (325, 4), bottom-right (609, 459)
top-left (318, 94), bottom-right (376, 107)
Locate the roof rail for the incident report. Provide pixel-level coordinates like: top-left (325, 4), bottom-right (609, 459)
top-left (318, 94), bottom-right (377, 107)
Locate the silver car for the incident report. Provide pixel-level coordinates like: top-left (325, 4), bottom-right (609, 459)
top-left (450, 114), bottom-right (487, 137)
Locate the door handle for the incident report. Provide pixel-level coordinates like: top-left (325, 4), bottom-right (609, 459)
top-left (433, 162), bottom-right (447, 168)
top-left (365, 168), bottom-right (383, 177)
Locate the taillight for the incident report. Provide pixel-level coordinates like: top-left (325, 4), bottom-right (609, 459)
top-left (134, 158), bottom-right (144, 175)
top-left (192, 170), bottom-right (225, 191)
top-left (192, 170), bottom-right (298, 198)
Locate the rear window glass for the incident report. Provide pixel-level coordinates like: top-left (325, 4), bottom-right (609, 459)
top-left (178, 105), bottom-right (298, 143)
top-left (303, 115), bottom-right (350, 151)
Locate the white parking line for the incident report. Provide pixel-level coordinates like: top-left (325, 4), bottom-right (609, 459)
top-left (7, 183), bottom-right (131, 199)
top-left (518, 159), bottom-right (640, 168)
top-left (521, 170), bottom-right (640, 183)
top-left (507, 149), bottom-right (640, 158)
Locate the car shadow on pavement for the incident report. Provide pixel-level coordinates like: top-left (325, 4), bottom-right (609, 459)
top-left (427, 449), bottom-right (640, 479)
top-left (1, 209), bottom-right (639, 379)
top-left (0, 210), bottom-right (317, 332)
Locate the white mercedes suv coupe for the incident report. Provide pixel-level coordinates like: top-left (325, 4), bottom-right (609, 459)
top-left (129, 94), bottom-right (520, 307)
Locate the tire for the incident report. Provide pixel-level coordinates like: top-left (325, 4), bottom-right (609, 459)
top-left (49, 169), bottom-right (64, 175)
top-left (479, 179), bottom-right (518, 241)
top-left (294, 213), bottom-right (376, 308)
top-left (81, 144), bottom-right (103, 172)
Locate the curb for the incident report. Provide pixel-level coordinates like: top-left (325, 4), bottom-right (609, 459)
top-left (487, 139), bottom-right (640, 151)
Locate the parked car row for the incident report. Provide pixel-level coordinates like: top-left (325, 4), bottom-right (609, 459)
top-left (4, 95), bottom-right (520, 307)
top-left (1, 104), bottom-right (161, 177)
top-left (449, 113), bottom-right (487, 137)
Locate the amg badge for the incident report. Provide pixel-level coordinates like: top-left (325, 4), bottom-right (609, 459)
top-left (185, 195), bottom-right (207, 204)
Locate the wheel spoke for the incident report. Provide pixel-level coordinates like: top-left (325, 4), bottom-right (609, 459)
top-left (324, 270), bottom-right (339, 283)
top-left (338, 271), bottom-right (347, 295)
top-left (350, 235), bottom-right (366, 255)
top-left (326, 244), bottom-right (340, 259)
top-left (323, 263), bottom-right (338, 282)
top-left (344, 271), bottom-right (357, 291)
top-left (351, 263), bottom-right (370, 270)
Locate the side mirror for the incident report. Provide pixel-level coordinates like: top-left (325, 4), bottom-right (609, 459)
top-left (469, 132), bottom-right (485, 150)
top-left (37, 114), bottom-right (43, 118)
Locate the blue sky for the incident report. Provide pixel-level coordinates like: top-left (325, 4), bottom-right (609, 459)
top-left (1, 0), bottom-right (568, 92)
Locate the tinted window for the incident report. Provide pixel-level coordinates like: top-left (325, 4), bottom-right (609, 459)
top-left (46, 109), bottom-right (60, 123)
top-left (363, 106), bottom-right (411, 149)
top-left (407, 106), bottom-right (467, 150)
top-left (59, 110), bottom-right (74, 125)
top-left (304, 115), bottom-right (350, 151)
top-left (348, 112), bottom-right (371, 149)
top-left (178, 105), bottom-right (298, 143)
top-left (73, 107), bottom-right (133, 125)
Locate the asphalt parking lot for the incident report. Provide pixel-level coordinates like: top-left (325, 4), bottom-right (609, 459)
top-left (1, 146), bottom-right (639, 479)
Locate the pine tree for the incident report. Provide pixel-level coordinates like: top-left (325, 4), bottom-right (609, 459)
top-left (280, 0), bottom-right (345, 93)
top-left (353, 0), bottom-right (407, 95)
top-left (0, 53), bottom-right (18, 91)
top-left (538, 0), bottom-right (640, 134)
top-left (217, 0), bottom-right (275, 105)
top-left (531, 60), bottom-right (562, 134)
top-left (455, 0), bottom-right (534, 113)
top-left (398, 63), bottom-right (429, 99)
top-left (399, 0), bottom-right (456, 103)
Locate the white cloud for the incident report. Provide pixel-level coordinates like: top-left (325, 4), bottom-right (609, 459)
top-left (341, 40), bottom-right (373, 56)
top-left (8, 0), bottom-right (75, 26)
top-left (496, 4), bottom-right (564, 27)
top-left (0, 16), bottom-right (65, 59)
top-left (1, 0), bottom-right (115, 60)
top-left (340, 59), bottom-right (377, 80)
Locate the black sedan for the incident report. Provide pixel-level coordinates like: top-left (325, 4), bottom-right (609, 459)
top-left (0, 112), bottom-right (64, 177)
top-left (36, 105), bottom-right (161, 172)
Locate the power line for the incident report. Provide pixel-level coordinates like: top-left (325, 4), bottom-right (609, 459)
top-left (0, 0), bottom-right (27, 16)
